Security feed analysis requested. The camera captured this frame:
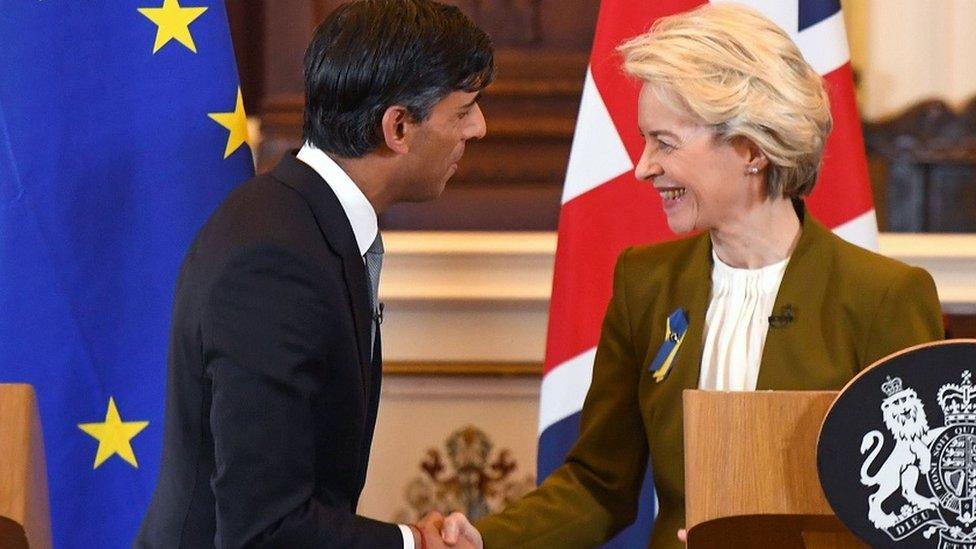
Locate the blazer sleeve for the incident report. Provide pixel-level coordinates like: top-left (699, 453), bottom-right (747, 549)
top-left (204, 244), bottom-right (401, 549)
top-left (861, 265), bottom-right (944, 367)
top-left (476, 248), bottom-right (648, 548)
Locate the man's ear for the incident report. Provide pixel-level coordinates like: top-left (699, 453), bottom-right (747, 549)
top-left (380, 105), bottom-right (411, 154)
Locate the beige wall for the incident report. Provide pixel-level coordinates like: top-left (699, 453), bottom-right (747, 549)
top-left (357, 233), bottom-right (553, 522)
top-left (359, 376), bottom-right (540, 522)
top-left (844, 0), bottom-right (976, 119)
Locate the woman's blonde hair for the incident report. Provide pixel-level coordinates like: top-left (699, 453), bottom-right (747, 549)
top-left (618, 3), bottom-right (832, 198)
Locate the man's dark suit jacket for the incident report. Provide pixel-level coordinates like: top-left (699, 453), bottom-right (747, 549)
top-left (135, 154), bottom-right (402, 548)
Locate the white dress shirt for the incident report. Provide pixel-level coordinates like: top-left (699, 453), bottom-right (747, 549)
top-left (698, 250), bottom-right (789, 391)
top-left (296, 143), bottom-right (377, 256)
top-left (295, 144), bottom-right (415, 549)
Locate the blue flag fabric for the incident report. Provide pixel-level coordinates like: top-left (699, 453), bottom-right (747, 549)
top-left (0, 1), bottom-right (253, 546)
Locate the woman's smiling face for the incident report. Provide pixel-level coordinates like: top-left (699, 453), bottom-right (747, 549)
top-left (634, 83), bottom-right (757, 234)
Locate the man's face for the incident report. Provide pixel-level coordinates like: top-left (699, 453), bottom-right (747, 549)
top-left (400, 90), bottom-right (486, 202)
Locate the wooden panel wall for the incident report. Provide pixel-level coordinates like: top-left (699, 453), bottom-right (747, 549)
top-left (229, 0), bottom-right (598, 231)
top-left (228, 2), bottom-right (976, 233)
top-left (863, 98), bottom-right (976, 232)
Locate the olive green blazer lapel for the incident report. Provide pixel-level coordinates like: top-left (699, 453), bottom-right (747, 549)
top-left (756, 213), bottom-right (834, 389)
top-left (657, 234), bottom-right (713, 390)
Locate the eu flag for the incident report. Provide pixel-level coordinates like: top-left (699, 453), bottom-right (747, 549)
top-left (0, 1), bottom-right (253, 546)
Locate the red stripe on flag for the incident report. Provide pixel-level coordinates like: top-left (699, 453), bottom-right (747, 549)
top-left (541, 0), bottom-right (705, 377)
top-left (806, 63), bottom-right (874, 228)
top-left (589, 0), bottom-right (705, 161)
top-left (543, 175), bottom-right (673, 374)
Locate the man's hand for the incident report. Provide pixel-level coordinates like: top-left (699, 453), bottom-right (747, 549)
top-left (441, 511), bottom-right (483, 549)
top-left (413, 511), bottom-right (443, 549)
top-left (412, 511), bottom-right (477, 549)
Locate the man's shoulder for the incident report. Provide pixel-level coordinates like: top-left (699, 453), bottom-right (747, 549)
top-left (222, 170), bottom-right (307, 214)
top-left (184, 171), bottom-right (338, 279)
top-left (205, 172), bottom-right (318, 240)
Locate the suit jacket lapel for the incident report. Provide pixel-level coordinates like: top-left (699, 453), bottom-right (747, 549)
top-left (662, 233), bottom-right (713, 390)
top-left (756, 207), bottom-right (833, 389)
top-left (270, 154), bottom-right (374, 389)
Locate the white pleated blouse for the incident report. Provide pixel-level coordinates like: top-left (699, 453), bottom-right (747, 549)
top-left (697, 250), bottom-right (790, 391)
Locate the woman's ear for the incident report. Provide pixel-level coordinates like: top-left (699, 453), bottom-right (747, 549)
top-left (380, 105), bottom-right (411, 154)
top-left (742, 138), bottom-right (769, 173)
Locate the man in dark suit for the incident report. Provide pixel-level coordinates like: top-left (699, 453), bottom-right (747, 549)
top-left (135, 1), bottom-right (494, 547)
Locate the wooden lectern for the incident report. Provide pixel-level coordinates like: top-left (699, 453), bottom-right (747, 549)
top-left (0, 385), bottom-right (51, 549)
top-left (683, 390), bottom-right (864, 548)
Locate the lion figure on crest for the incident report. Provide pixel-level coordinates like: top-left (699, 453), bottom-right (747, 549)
top-left (860, 385), bottom-right (937, 528)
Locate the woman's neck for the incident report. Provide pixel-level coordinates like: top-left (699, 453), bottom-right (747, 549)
top-left (709, 198), bottom-right (801, 269)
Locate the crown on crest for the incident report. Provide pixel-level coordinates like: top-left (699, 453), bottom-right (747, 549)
top-left (938, 370), bottom-right (976, 426)
top-left (882, 376), bottom-right (903, 397)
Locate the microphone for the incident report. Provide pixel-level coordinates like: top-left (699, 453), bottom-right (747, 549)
top-left (768, 304), bottom-right (794, 328)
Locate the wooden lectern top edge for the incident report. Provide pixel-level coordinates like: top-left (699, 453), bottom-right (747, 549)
top-left (0, 385), bottom-right (37, 404)
top-left (0, 385), bottom-right (40, 521)
top-left (0, 384), bottom-right (51, 549)
top-left (683, 388), bottom-right (839, 396)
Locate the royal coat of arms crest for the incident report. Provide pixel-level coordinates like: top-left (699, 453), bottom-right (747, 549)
top-left (859, 371), bottom-right (976, 546)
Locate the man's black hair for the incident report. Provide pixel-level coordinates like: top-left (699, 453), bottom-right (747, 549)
top-left (302, 0), bottom-right (495, 158)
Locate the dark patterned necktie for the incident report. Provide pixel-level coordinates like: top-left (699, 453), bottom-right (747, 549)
top-left (364, 233), bottom-right (383, 360)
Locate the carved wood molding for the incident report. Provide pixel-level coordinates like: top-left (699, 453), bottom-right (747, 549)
top-left (864, 96), bottom-right (976, 163)
top-left (864, 95), bottom-right (976, 232)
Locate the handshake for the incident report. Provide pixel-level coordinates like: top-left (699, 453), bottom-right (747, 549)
top-left (409, 511), bottom-right (482, 549)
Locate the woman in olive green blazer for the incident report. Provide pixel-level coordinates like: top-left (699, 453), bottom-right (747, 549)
top-left (471, 206), bottom-right (942, 549)
top-left (443, 4), bottom-right (943, 548)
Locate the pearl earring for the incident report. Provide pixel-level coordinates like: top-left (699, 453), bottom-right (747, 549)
top-left (746, 166), bottom-right (760, 175)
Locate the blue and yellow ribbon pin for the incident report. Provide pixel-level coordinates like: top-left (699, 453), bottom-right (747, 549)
top-left (649, 308), bottom-right (688, 382)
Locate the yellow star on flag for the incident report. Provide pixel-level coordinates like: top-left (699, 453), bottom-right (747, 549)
top-left (208, 87), bottom-right (249, 159)
top-left (137, 0), bottom-right (208, 54)
top-left (78, 397), bottom-right (149, 469)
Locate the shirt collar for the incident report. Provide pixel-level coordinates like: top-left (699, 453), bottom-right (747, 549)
top-left (296, 143), bottom-right (378, 256)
